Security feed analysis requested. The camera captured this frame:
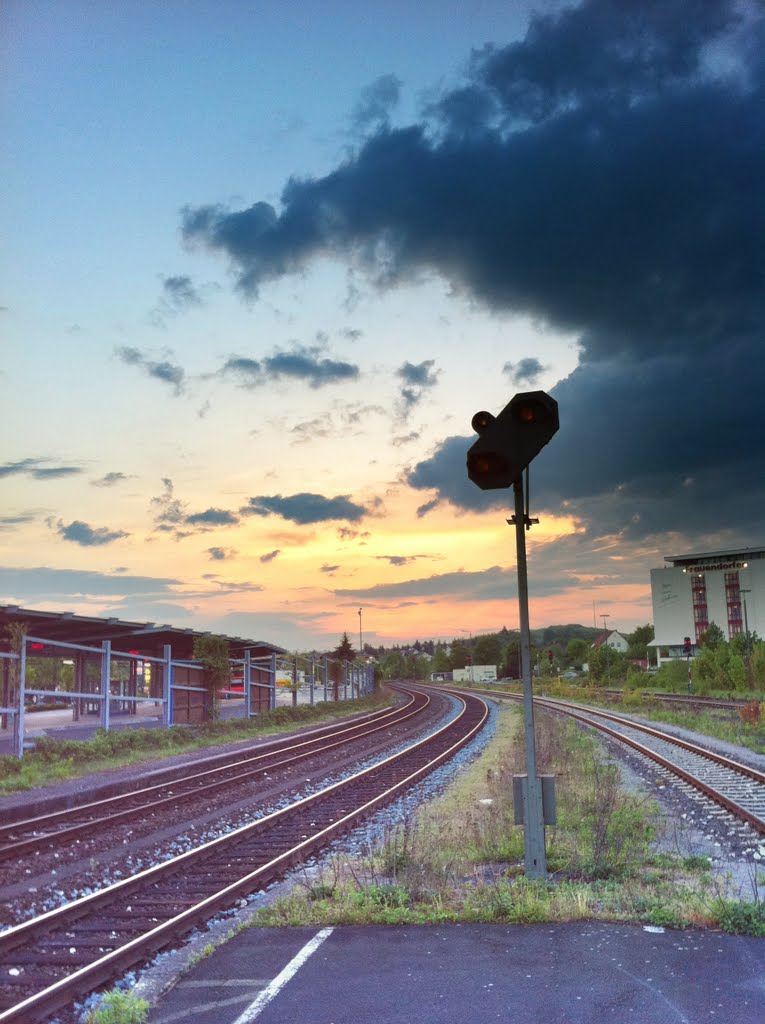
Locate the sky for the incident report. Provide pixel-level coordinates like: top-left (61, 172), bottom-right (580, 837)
top-left (1, 0), bottom-right (763, 652)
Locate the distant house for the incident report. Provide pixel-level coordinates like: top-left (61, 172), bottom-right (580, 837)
top-left (591, 630), bottom-right (629, 654)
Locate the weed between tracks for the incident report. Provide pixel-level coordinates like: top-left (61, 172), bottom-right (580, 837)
top-left (251, 705), bottom-right (765, 936)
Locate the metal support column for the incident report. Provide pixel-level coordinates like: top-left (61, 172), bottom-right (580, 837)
top-left (100, 640), bottom-right (112, 732)
top-left (323, 656), bottom-right (328, 701)
top-left (244, 649), bottom-right (252, 718)
top-left (270, 653), bottom-right (277, 710)
top-left (15, 639), bottom-right (27, 759)
top-left (162, 644), bottom-right (173, 727)
top-left (309, 659), bottom-right (315, 706)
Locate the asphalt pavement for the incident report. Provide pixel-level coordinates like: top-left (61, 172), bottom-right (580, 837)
top-left (145, 922), bottom-right (765, 1024)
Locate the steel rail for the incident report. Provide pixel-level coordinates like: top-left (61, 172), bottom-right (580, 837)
top-left (0, 686), bottom-right (489, 1023)
top-left (460, 686), bottom-right (765, 834)
top-left (0, 692), bottom-right (429, 861)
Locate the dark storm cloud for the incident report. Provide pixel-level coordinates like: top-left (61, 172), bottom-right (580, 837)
top-left (408, 343), bottom-right (765, 541)
top-left (221, 347), bottom-right (359, 389)
top-left (116, 346), bottom-right (185, 395)
top-left (54, 519), bottom-right (129, 546)
top-left (504, 357), bottom-right (544, 386)
top-left (182, 0), bottom-right (763, 542)
top-left (0, 458), bottom-right (83, 480)
top-left (240, 493), bottom-right (369, 525)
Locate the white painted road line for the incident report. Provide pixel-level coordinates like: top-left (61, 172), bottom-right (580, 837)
top-left (230, 928), bottom-right (334, 1024)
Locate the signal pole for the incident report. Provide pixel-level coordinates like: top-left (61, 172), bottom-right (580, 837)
top-left (509, 474), bottom-right (547, 878)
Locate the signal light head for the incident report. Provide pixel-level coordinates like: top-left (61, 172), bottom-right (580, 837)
top-left (471, 410), bottom-right (495, 434)
top-left (466, 390), bottom-right (559, 491)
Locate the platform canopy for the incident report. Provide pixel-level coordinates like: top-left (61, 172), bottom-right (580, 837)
top-left (0, 605), bottom-right (285, 661)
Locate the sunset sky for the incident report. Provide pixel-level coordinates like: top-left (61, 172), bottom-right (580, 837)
top-left (2, 0), bottom-right (762, 651)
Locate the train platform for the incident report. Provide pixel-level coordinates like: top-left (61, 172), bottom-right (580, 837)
top-left (0, 690), bottom-right (336, 757)
top-left (144, 921), bottom-right (765, 1024)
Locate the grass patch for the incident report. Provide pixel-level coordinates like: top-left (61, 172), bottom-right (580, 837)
top-left (249, 704), bottom-right (765, 935)
top-left (83, 989), bottom-right (149, 1024)
top-left (0, 693), bottom-right (390, 795)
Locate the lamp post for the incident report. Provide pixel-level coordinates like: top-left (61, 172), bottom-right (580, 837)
top-left (600, 614), bottom-right (610, 682)
top-left (740, 590), bottom-right (751, 659)
top-left (460, 629), bottom-right (473, 682)
top-left (358, 607), bottom-right (363, 656)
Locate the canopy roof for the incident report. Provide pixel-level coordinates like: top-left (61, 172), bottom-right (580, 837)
top-left (0, 605), bottom-right (285, 661)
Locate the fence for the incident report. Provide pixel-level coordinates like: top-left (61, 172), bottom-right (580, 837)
top-left (1, 635), bottom-right (375, 758)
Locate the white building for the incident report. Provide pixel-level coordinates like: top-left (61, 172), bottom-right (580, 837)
top-left (592, 630), bottom-right (629, 654)
top-left (649, 546), bottom-right (764, 665)
top-left (452, 664), bottom-right (498, 683)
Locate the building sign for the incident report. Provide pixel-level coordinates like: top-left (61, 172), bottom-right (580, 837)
top-left (683, 561), bottom-right (747, 573)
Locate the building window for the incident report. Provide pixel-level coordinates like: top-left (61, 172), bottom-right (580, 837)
top-left (691, 574), bottom-right (708, 640)
top-left (725, 571), bottom-right (743, 637)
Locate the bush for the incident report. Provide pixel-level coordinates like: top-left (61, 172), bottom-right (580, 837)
top-left (739, 701), bottom-right (761, 726)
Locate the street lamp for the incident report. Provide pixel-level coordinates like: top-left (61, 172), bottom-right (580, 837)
top-left (600, 614), bottom-right (610, 682)
top-left (740, 590), bottom-right (751, 657)
top-left (460, 629), bottom-right (473, 682)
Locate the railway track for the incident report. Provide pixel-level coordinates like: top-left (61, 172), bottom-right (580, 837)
top-left (0, 685), bottom-right (490, 1023)
top-left (462, 686), bottom-right (765, 835)
top-left (601, 690), bottom-right (749, 711)
top-left (0, 690), bottom-right (431, 864)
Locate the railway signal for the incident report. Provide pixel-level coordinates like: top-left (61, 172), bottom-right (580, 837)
top-left (467, 391), bottom-right (559, 490)
top-left (465, 389), bottom-right (560, 881)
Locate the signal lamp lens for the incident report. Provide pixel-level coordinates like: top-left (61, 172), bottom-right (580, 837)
top-left (471, 410), bottom-right (495, 434)
top-left (468, 451), bottom-right (510, 476)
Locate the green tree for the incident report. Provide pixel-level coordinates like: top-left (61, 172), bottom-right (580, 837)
top-left (380, 650), bottom-right (406, 681)
top-left (698, 622), bottom-right (725, 649)
top-left (500, 639), bottom-right (521, 679)
top-left (473, 633), bottom-right (503, 667)
top-left (627, 624), bottom-right (654, 660)
top-left (449, 641), bottom-right (470, 670)
top-left (566, 638), bottom-right (589, 668)
top-left (192, 634), bottom-right (230, 720)
top-left (333, 632), bottom-right (355, 660)
top-left (431, 646), bottom-right (451, 674)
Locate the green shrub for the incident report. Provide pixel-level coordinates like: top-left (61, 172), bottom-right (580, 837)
top-left (711, 900), bottom-right (765, 936)
top-left (84, 989), bottom-right (148, 1024)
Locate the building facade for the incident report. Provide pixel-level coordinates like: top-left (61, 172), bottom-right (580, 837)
top-left (650, 546), bottom-right (764, 664)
